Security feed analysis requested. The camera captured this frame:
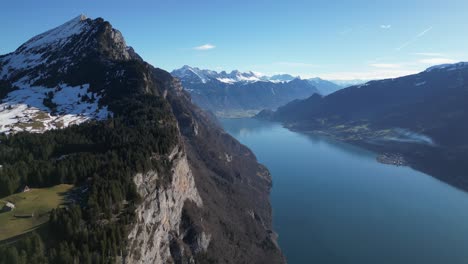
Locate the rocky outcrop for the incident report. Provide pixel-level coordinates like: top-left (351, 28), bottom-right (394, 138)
top-left (124, 70), bottom-right (285, 264)
top-left (126, 145), bottom-right (207, 263)
top-left (164, 79), bottom-right (285, 263)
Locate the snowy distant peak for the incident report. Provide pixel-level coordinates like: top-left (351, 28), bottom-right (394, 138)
top-left (172, 66), bottom-right (266, 84)
top-left (173, 65), bottom-right (214, 83)
top-left (268, 74), bottom-right (298, 83)
top-left (172, 67), bottom-right (366, 95)
top-left (225, 70), bottom-right (265, 83)
top-left (174, 66), bottom-right (337, 85)
top-left (425, 61), bottom-right (468, 72)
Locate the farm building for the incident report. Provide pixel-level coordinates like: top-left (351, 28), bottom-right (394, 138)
top-left (2, 202), bottom-right (15, 212)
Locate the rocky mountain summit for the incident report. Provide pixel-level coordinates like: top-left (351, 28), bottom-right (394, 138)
top-left (0, 14), bottom-right (140, 134)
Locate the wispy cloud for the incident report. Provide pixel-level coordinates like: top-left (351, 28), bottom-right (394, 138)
top-left (274, 61), bottom-right (320, 68)
top-left (419, 58), bottom-right (456, 65)
top-left (247, 62), bottom-right (322, 78)
top-left (317, 69), bottom-right (419, 81)
top-left (413, 52), bottom-right (444, 57)
top-left (193, 44), bottom-right (216, 51)
top-left (370, 63), bottom-right (401, 68)
top-left (339, 28), bottom-right (352, 35)
top-left (380, 25), bottom-right (391, 29)
top-left (415, 27), bottom-right (433, 38)
top-left (396, 26), bottom-right (433, 51)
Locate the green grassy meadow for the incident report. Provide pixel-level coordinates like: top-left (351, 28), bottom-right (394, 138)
top-left (0, 184), bottom-right (73, 241)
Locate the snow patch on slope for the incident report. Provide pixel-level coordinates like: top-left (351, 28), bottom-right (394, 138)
top-left (19, 15), bottom-right (88, 52)
top-left (216, 77), bottom-right (236, 84)
top-left (425, 62), bottom-right (468, 72)
top-left (189, 68), bottom-right (210, 83)
top-left (230, 71), bottom-right (264, 82)
top-left (0, 81), bottom-right (111, 134)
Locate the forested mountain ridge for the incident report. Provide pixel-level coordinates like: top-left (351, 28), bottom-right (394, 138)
top-left (0, 15), bottom-right (284, 264)
top-left (257, 63), bottom-right (468, 192)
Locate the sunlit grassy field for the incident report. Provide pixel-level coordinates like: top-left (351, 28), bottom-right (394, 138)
top-left (0, 184), bottom-right (73, 241)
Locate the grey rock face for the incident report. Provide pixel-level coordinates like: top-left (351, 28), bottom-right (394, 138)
top-left (126, 146), bottom-right (207, 264)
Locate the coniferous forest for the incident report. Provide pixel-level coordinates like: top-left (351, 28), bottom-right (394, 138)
top-left (0, 94), bottom-right (179, 263)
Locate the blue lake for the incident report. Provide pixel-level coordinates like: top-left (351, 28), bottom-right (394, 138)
top-left (221, 118), bottom-right (468, 264)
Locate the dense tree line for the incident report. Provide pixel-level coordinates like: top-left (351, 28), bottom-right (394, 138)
top-left (0, 232), bottom-right (47, 264)
top-left (0, 94), bottom-right (179, 263)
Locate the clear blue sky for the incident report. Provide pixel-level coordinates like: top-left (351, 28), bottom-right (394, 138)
top-left (2, 0), bottom-right (468, 80)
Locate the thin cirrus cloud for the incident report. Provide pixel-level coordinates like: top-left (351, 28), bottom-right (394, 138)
top-left (396, 26), bottom-right (433, 51)
top-left (413, 52), bottom-right (444, 57)
top-left (370, 63), bottom-right (401, 68)
top-left (318, 69), bottom-right (419, 81)
top-left (380, 25), bottom-right (391, 29)
top-left (193, 44), bottom-right (216, 51)
top-left (419, 58), bottom-right (457, 64)
top-left (274, 61), bottom-right (320, 68)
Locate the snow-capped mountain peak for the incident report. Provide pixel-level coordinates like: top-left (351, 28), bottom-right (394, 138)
top-left (173, 65), bottom-right (215, 83)
top-left (1, 14), bottom-right (135, 82)
top-left (0, 15), bottom-right (139, 134)
top-left (172, 66), bottom-right (267, 84)
top-left (268, 74), bottom-right (298, 83)
top-left (1, 16), bottom-right (92, 80)
top-left (17, 15), bottom-right (90, 54)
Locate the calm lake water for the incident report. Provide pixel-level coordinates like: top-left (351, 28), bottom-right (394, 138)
top-left (221, 118), bottom-right (468, 264)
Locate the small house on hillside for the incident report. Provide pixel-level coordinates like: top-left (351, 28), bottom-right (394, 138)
top-left (22, 185), bottom-right (30, 192)
top-left (2, 202), bottom-right (15, 212)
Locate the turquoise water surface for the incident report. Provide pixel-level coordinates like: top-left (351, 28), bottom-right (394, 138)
top-left (221, 118), bottom-right (468, 264)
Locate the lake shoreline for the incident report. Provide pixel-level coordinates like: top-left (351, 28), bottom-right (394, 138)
top-left (282, 123), bottom-right (468, 193)
top-left (221, 117), bottom-right (468, 264)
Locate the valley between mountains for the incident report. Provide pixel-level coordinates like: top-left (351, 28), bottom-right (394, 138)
top-left (256, 63), bottom-right (468, 192)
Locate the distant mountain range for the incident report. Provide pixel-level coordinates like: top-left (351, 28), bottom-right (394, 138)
top-left (171, 66), bottom-right (345, 116)
top-left (257, 61), bottom-right (468, 192)
top-left (172, 65), bottom-right (266, 84)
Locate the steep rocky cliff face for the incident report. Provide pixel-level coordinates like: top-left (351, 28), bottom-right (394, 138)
top-left (126, 148), bottom-right (205, 263)
top-left (0, 15), bottom-right (284, 263)
top-left (125, 71), bottom-right (284, 263)
top-left (169, 78), bottom-right (284, 263)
